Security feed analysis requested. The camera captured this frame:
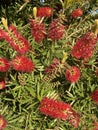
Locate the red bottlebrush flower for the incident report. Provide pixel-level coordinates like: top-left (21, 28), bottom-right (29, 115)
top-left (65, 66), bottom-right (80, 83)
top-left (0, 58), bottom-right (10, 72)
top-left (0, 29), bottom-right (4, 39)
top-left (0, 80), bottom-right (6, 90)
top-left (6, 25), bottom-right (29, 54)
top-left (68, 110), bottom-right (80, 128)
top-left (71, 8), bottom-right (83, 18)
top-left (37, 7), bottom-right (53, 17)
top-left (93, 122), bottom-right (98, 130)
top-left (48, 18), bottom-right (65, 41)
top-left (39, 97), bottom-right (72, 120)
top-left (90, 90), bottom-right (98, 103)
top-left (30, 19), bottom-right (46, 43)
top-left (44, 59), bottom-right (60, 74)
top-left (71, 32), bottom-right (98, 61)
top-left (0, 29), bottom-right (8, 40)
top-left (11, 55), bottom-right (35, 72)
top-left (0, 115), bottom-right (7, 130)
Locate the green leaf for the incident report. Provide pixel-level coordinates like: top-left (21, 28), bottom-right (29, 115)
top-left (25, 86), bottom-right (36, 98)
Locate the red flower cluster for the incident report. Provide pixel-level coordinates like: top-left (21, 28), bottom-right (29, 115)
top-left (0, 115), bottom-right (7, 130)
top-left (71, 8), bottom-right (83, 18)
top-left (0, 29), bottom-right (8, 40)
top-left (90, 90), bottom-right (98, 103)
top-left (39, 97), bottom-right (71, 120)
top-left (8, 25), bottom-right (29, 54)
top-left (0, 56), bottom-right (35, 73)
top-left (30, 18), bottom-right (65, 42)
top-left (11, 55), bottom-right (35, 72)
top-left (44, 59), bottom-right (60, 74)
top-left (0, 25), bottom-right (29, 54)
top-left (30, 19), bottom-right (46, 43)
top-left (0, 58), bottom-right (10, 72)
top-left (65, 66), bottom-right (80, 83)
top-left (37, 7), bottom-right (53, 17)
top-left (39, 97), bottom-right (80, 127)
top-left (0, 80), bottom-right (6, 90)
top-left (48, 18), bottom-right (65, 41)
top-left (71, 32), bottom-right (97, 61)
top-left (0, 25), bottom-right (36, 73)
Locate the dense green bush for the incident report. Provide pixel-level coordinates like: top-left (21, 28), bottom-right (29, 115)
top-left (0, 0), bottom-right (98, 129)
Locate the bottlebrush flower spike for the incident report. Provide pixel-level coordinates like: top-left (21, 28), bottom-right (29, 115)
top-left (0, 29), bottom-right (8, 40)
top-left (71, 8), bottom-right (83, 18)
top-left (65, 66), bottom-right (80, 83)
top-left (44, 58), bottom-right (61, 74)
top-left (0, 80), bottom-right (6, 90)
top-left (30, 19), bottom-right (46, 43)
top-left (48, 18), bottom-right (65, 41)
top-left (0, 25), bottom-right (29, 54)
top-left (39, 97), bottom-right (72, 120)
top-left (71, 32), bottom-right (98, 61)
top-left (90, 90), bottom-right (98, 103)
top-left (6, 25), bottom-right (29, 54)
top-left (11, 55), bottom-right (35, 72)
top-left (36, 7), bottom-right (53, 17)
top-left (0, 58), bottom-right (10, 72)
top-left (0, 115), bottom-right (7, 130)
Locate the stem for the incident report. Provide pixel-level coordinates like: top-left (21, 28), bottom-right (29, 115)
top-left (68, 83), bottom-right (75, 92)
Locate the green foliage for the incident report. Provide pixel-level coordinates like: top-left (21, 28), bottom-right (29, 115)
top-left (0, 0), bottom-right (98, 130)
